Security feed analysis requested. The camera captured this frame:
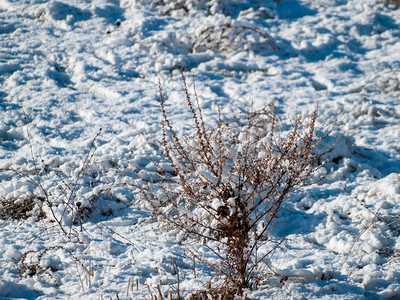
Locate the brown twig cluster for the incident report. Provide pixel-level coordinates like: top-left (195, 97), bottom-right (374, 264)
top-left (192, 23), bottom-right (279, 53)
top-left (0, 195), bottom-right (43, 220)
top-left (141, 71), bottom-right (335, 298)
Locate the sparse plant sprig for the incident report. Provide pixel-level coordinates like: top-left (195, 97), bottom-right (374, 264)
top-left (3, 124), bottom-right (107, 239)
top-left (144, 72), bottom-right (336, 298)
top-left (16, 245), bottom-right (92, 289)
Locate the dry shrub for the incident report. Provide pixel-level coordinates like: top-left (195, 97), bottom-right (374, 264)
top-left (388, 0), bottom-right (400, 6)
top-left (0, 195), bottom-right (44, 220)
top-left (192, 23), bottom-right (279, 53)
top-left (142, 72), bottom-right (335, 297)
top-left (133, 0), bottom-right (275, 18)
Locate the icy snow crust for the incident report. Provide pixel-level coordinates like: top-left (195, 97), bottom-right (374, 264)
top-left (1, 0), bottom-right (400, 298)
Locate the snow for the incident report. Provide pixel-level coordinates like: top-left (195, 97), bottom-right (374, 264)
top-left (1, 0), bottom-right (400, 298)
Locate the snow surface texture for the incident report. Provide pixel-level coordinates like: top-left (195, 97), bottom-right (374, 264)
top-left (1, 0), bottom-right (400, 299)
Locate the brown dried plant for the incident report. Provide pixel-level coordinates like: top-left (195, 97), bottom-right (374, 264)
top-left (388, 0), bottom-right (400, 6)
top-left (142, 72), bottom-right (335, 298)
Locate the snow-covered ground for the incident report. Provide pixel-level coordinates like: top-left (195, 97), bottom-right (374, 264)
top-left (1, 0), bottom-right (400, 298)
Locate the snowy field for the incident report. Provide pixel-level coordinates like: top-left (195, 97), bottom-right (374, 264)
top-left (1, 0), bottom-right (400, 299)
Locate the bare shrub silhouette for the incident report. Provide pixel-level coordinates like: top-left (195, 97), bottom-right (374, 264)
top-left (142, 72), bottom-right (335, 298)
